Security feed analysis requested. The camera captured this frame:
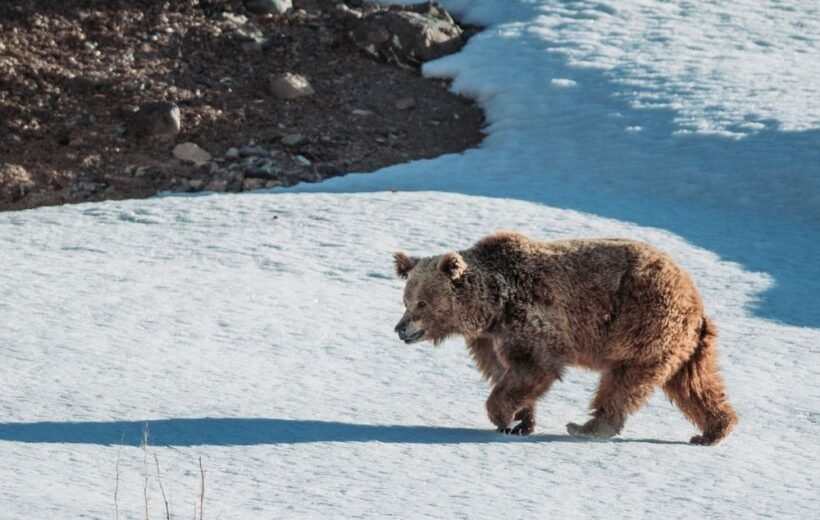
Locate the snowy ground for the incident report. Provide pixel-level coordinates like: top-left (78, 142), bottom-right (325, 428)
top-left (1, 1), bottom-right (819, 519)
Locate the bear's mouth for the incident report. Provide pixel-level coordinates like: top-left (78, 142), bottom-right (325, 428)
top-left (402, 330), bottom-right (425, 344)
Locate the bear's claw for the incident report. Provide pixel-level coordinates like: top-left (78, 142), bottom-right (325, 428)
top-left (689, 434), bottom-right (719, 446)
top-left (497, 427), bottom-right (525, 435)
top-left (497, 420), bottom-right (533, 436)
top-left (512, 422), bottom-right (533, 435)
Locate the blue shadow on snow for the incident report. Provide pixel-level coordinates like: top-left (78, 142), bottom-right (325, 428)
top-left (0, 417), bottom-right (687, 446)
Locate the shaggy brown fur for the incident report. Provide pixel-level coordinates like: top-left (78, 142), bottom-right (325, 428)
top-left (393, 231), bottom-right (737, 445)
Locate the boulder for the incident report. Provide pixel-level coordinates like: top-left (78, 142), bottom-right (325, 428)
top-left (267, 73), bottom-right (315, 99)
top-left (350, 3), bottom-right (464, 67)
top-left (0, 163), bottom-right (34, 201)
top-left (244, 0), bottom-right (292, 15)
top-left (126, 101), bottom-right (181, 140)
top-left (173, 143), bottom-right (212, 164)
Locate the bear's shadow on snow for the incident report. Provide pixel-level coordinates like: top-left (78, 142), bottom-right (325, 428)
top-left (0, 418), bottom-right (687, 446)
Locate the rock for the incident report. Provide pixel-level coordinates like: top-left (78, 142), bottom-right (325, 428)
top-left (209, 162), bottom-right (224, 175)
top-left (351, 108), bottom-right (373, 116)
top-left (174, 178), bottom-right (190, 192)
top-left (364, 27), bottom-right (390, 46)
top-left (188, 179), bottom-right (204, 191)
top-left (244, 157), bottom-right (280, 179)
top-left (350, 4), bottom-right (464, 66)
top-left (244, 0), bottom-right (292, 15)
top-left (299, 169), bottom-right (321, 183)
top-left (242, 178), bottom-right (266, 191)
top-left (232, 27), bottom-right (269, 52)
top-left (334, 3), bottom-right (363, 21)
top-left (267, 73), bottom-right (315, 99)
top-left (173, 142), bottom-right (212, 164)
top-left (135, 165), bottom-right (160, 178)
top-left (226, 179), bottom-right (244, 193)
top-left (0, 163), bottom-right (34, 201)
top-left (205, 179), bottom-right (227, 192)
top-left (222, 12), bottom-right (248, 25)
top-left (74, 181), bottom-right (104, 194)
top-left (224, 168), bottom-right (244, 182)
top-left (315, 163), bottom-right (344, 179)
top-left (281, 133), bottom-right (304, 146)
top-left (225, 147), bottom-right (240, 159)
top-left (127, 101), bottom-right (181, 140)
top-left (279, 175), bottom-right (300, 187)
top-left (394, 97), bottom-right (416, 110)
top-left (239, 145), bottom-right (268, 157)
top-left (294, 155), bottom-right (311, 166)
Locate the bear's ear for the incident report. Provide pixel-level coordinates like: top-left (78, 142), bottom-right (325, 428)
top-left (438, 252), bottom-right (467, 281)
top-left (394, 252), bottom-right (418, 279)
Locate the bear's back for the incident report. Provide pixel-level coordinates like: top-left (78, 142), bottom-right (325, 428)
top-left (468, 232), bottom-right (652, 281)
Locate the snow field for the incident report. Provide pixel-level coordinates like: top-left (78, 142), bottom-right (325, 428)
top-left (1, 193), bottom-right (818, 518)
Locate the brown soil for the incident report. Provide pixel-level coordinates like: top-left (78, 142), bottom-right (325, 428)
top-left (0, 0), bottom-right (484, 212)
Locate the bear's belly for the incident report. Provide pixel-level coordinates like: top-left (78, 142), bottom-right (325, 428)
top-left (567, 350), bottom-right (608, 371)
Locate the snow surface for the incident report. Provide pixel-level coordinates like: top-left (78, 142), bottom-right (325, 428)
top-left (1, 1), bottom-right (819, 519)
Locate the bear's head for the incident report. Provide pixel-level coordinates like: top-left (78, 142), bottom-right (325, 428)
top-left (393, 250), bottom-right (469, 345)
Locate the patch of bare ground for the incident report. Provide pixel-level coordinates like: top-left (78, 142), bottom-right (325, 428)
top-left (0, 0), bottom-right (484, 211)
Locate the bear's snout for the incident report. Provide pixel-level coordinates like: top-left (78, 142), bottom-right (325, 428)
top-left (394, 319), bottom-right (424, 344)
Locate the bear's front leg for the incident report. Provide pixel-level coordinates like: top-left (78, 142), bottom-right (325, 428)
top-left (486, 384), bottom-right (518, 432)
top-left (486, 364), bottom-right (559, 435)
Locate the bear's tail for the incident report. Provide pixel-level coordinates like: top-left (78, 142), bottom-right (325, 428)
top-left (663, 315), bottom-right (738, 445)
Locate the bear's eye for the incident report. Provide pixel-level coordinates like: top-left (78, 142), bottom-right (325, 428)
top-left (417, 301), bottom-right (427, 310)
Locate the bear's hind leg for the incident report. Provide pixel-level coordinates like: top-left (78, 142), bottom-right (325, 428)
top-left (662, 323), bottom-right (738, 445)
top-left (567, 363), bottom-right (670, 439)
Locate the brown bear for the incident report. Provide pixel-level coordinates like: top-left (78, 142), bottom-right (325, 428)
top-left (393, 231), bottom-right (737, 445)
